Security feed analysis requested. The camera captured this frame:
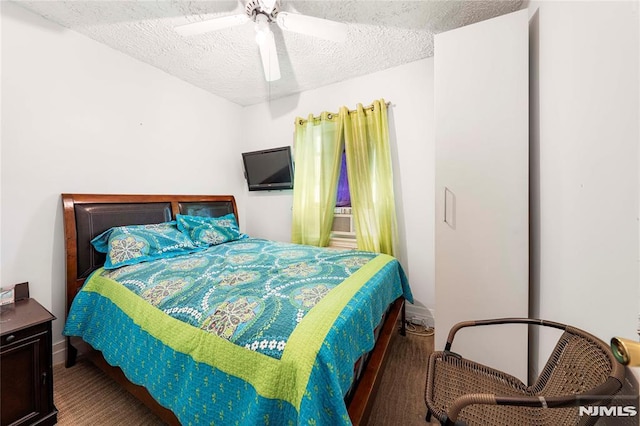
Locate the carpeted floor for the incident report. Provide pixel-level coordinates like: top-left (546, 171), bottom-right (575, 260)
top-left (53, 325), bottom-right (434, 425)
top-left (54, 357), bottom-right (161, 425)
top-left (366, 326), bottom-right (435, 426)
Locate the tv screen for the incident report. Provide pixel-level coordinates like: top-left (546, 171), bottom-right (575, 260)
top-left (242, 146), bottom-right (294, 191)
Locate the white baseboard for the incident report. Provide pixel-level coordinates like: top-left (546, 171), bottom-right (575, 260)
top-left (53, 339), bottom-right (66, 366)
top-left (405, 303), bottom-right (435, 327)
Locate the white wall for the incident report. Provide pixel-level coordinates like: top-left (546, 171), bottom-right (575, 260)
top-left (0, 2), bottom-right (245, 357)
top-left (528, 0), bottom-right (639, 376)
top-left (240, 59), bottom-right (435, 317)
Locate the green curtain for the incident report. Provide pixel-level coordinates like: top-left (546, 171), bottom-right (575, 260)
top-left (342, 99), bottom-right (398, 256)
top-left (291, 112), bottom-right (344, 247)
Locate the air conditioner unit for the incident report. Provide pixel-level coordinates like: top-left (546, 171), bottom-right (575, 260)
top-left (331, 208), bottom-right (355, 238)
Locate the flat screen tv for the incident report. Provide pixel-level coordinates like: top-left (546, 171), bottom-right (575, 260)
top-left (242, 146), bottom-right (294, 191)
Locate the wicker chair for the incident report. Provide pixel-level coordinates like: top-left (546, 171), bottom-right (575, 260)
top-left (425, 318), bottom-right (625, 426)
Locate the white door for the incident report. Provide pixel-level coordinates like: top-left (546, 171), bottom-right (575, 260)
top-left (434, 9), bottom-right (529, 381)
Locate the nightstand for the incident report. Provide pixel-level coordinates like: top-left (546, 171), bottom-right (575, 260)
top-left (1, 298), bottom-right (58, 426)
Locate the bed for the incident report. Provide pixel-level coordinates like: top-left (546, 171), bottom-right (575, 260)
top-left (61, 193), bottom-right (411, 425)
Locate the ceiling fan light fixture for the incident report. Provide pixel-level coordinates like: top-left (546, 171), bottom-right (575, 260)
top-left (254, 13), bottom-right (270, 45)
top-left (258, 0), bottom-right (277, 15)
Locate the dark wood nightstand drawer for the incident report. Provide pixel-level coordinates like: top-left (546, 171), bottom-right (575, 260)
top-left (1, 322), bottom-right (48, 347)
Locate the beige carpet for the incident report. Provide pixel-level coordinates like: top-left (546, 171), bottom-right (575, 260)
top-left (54, 358), bottom-right (162, 425)
top-left (367, 327), bottom-right (434, 425)
top-left (54, 327), bottom-right (434, 425)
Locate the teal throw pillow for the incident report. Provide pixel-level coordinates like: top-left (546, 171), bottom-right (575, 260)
top-left (91, 221), bottom-right (200, 269)
top-left (176, 213), bottom-right (245, 247)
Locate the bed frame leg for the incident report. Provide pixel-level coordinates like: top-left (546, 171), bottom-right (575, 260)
top-left (400, 299), bottom-right (407, 336)
top-left (66, 337), bottom-right (77, 368)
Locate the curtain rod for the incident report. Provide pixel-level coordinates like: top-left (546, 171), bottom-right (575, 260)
top-left (296, 101), bottom-right (393, 125)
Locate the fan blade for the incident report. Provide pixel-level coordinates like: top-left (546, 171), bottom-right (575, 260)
top-left (258, 30), bottom-right (281, 82)
top-left (276, 12), bottom-right (347, 43)
top-left (175, 14), bottom-right (249, 36)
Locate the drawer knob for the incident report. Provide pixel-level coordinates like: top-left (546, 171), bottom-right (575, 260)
top-left (5, 334), bottom-right (15, 343)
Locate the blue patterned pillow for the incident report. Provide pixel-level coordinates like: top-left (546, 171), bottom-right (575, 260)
top-left (91, 221), bottom-right (201, 269)
top-left (176, 213), bottom-right (245, 247)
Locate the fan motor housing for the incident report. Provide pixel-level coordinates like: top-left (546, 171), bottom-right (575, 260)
top-left (246, 0), bottom-right (280, 22)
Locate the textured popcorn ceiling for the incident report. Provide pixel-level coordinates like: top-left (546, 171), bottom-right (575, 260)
top-left (15, 0), bottom-right (526, 106)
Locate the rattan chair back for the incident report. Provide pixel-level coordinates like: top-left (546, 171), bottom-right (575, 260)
top-left (425, 319), bottom-right (625, 426)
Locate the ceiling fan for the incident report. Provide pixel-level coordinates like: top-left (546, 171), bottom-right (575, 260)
top-left (175, 0), bottom-right (348, 82)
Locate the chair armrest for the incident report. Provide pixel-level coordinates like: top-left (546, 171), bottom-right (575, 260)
top-left (444, 318), bottom-right (567, 351)
top-left (446, 393), bottom-right (497, 424)
top-left (446, 377), bottom-right (623, 424)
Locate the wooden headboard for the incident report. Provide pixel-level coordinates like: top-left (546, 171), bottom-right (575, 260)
top-left (61, 194), bottom-right (238, 318)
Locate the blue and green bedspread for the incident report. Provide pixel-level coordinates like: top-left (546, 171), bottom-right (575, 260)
top-left (64, 238), bottom-right (413, 425)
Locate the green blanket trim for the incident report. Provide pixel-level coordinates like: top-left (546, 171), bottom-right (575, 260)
top-left (82, 253), bottom-right (393, 410)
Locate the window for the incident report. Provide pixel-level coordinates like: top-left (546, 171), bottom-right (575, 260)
top-left (330, 151), bottom-right (356, 249)
top-left (336, 150), bottom-right (351, 207)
